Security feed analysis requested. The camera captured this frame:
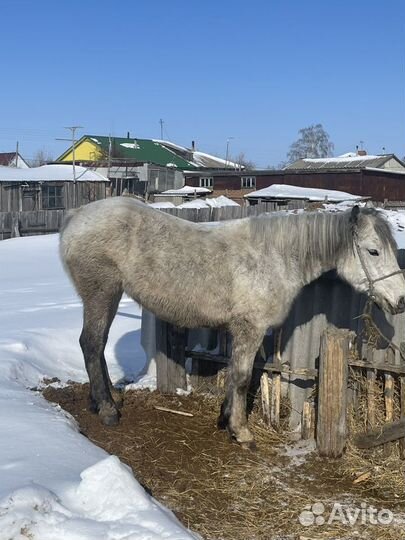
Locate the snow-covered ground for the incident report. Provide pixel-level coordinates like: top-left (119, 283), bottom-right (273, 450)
top-left (0, 234), bottom-right (198, 540)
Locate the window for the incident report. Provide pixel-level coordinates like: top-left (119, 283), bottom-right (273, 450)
top-left (199, 176), bottom-right (213, 188)
top-left (42, 185), bottom-right (64, 209)
top-left (241, 176), bottom-right (256, 189)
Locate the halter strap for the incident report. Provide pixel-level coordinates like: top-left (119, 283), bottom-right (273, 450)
top-left (353, 231), bottom-right (404, 299)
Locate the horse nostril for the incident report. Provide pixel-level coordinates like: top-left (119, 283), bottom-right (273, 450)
top-left (398, 296), bottom-right (405, 311)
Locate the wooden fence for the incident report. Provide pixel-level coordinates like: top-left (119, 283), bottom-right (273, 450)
top-left (0, 210), bottom-right (66, 240)
top-left (0, 200), bottom-right (307, 241)
top-left (154, 321), bottom-right (405, 457)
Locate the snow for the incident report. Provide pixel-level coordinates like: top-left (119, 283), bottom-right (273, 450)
top-left (0, 164), bottom-right (108, 183)
top-left (365, 166), bottom-right (405, 175)
top-left (380, 209), bottom-right (405, 249)
top-left (303, 154), bottom-right (382, 163)
top-left (205, 195), bottom-right (239, 207)
top-left (246, 183), bottom-right (364, 202)
top-left (177, 196), bottom-right (240, 209)
top-left (149, 201), bottom-right (176, 208)
top-left (0, 234), bottom-right (197, 540)
top-left (120, 142), bottom-right (140, 150)
top-left (160, 186), bottom-right (211, 195)
top-left (178, 199), bottom-right (210, 209)
top-left (152, 139), bottom-right (242, 169)
top-left (192, 151), bottom-right (242, 169)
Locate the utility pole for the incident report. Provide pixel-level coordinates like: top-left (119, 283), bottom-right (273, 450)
top-left (15, 141), bottom-right (19, 168)
top-left (159, 118), bottom-right (164, 139)
top-left (225, 137), bottom-right (234, 168)
top-left (56, 126), bottom-right (83, 207)
top-left (66, 126), bottom-right (82, 182)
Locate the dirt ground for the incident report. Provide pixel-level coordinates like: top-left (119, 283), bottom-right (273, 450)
top-left (43, 384), bottom-right (405, 540)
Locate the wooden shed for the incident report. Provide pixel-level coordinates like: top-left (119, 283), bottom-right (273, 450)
top-left (0, 164), bottom-right (109, 212)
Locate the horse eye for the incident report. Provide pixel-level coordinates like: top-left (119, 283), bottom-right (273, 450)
top-left (367, 249), bottom-right (379, 256)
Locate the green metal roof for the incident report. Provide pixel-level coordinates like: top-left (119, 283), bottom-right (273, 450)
top-left (58, 135), bottom-right (197, 170)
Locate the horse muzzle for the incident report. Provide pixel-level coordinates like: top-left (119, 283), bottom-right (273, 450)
top-left (394, 296), bottom-right (405, 314)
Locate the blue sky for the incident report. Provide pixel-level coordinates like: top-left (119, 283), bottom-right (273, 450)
top-left (1, 0), bottom-right (404, 167)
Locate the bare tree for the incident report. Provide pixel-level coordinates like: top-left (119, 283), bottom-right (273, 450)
top-left (232, 152), bottom-right (256, 170)
top-left (31, 149), bottom-right (54, 167)
top-left (286, 124), bottom-right (334, 164)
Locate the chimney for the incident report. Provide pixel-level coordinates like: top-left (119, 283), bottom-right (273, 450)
top-left (357, 149), bottom-right (367, 156)
top-left (127, 131), bottom-right (130, 139)
top-left (191, 140), bottom-right (195, 151)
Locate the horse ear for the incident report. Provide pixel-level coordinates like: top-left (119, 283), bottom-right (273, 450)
top-left (350, 205), bottom-right (360, 226)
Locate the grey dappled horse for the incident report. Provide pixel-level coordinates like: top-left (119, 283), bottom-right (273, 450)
top-left (60, 198), bottom-right (405, 448)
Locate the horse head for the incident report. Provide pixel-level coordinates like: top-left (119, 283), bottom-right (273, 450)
top-left (337, 206), bottom-right (405, 315)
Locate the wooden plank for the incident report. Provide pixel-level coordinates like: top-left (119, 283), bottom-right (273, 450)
top-left (184, 350), bottom-right (317, 378)
top-left (155, 320), bottom-right (187, 394)
top-left (317, 328), bottom-right (352, 457)
top-left (302, 400), bottom-right (315, 440)
top-left (348, 359), bottom-right (405, 375)
top-left (355, 418), bottom-right (405, 449)
top-left (260, 372), bottom-right (271, 426)
top-left (400, 376), bottom-right (405, 459)
top-left (270, 372), bottom-right (281, 429)
top-left (384, 372), bottom-right (395, 456)
top-left (367, 368), bottom-right (377, 429)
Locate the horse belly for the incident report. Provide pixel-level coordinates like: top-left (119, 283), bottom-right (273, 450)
top-left (124, 283), bottom-right (226, 329)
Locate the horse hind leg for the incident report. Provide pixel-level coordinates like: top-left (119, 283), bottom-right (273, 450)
top-left (219, 324), bottom-right (265, 449)
top-left (80, 285), bottom-right (123, 426)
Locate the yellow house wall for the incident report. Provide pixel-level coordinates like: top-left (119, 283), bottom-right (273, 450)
top-left (60, 140), bottom-right (102, 162)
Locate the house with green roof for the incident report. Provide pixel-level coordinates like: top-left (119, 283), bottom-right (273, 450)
top-left (55, 134), bottom-right (198, 197)
top-left (55, 134), bottom-right (241, 198)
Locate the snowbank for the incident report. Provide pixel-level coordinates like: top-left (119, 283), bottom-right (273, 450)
top-left (0, 234), bottom-right (197, 540)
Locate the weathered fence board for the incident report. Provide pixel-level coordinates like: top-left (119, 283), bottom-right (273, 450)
top-left (156, 321), bottom-right (187, 394)
top-left (317, 328), bottom-right (352, 458)
top-left (355, 418), bottom-right (405, 448)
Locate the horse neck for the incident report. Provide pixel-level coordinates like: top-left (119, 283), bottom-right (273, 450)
top-left (255, 211), bottom-right (349, 285)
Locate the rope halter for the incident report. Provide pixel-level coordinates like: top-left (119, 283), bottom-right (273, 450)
top-left (352, 230), bottom-right (405, 302)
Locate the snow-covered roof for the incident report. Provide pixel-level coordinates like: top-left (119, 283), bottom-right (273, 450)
top-left (148, 201), bottom-right (176, 209)
top-left (177, 196), bottom-right (240, 209)
top-left (0, 164), bottom-right (109, 182)
top-left (245, 183), bottom-right (365, 202)
top-left (285, 153), bottom-right (404, 171)
top-left (205, 195), bottom-right (240, 207)
top-left (159, 186), bottom-right (212, 196)
top-left (192, 151), bottom-right (242, 169)
top-left (153, 139), bottom-right (243, 169)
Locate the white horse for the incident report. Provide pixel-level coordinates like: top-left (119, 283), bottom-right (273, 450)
top-left (60, 198), bottom-right (405, 448)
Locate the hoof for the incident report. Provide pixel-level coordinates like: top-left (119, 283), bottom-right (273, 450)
top-left (239, 440), bottom-right (257, 452)
top-left (99, 403), bottom-right (120, 426)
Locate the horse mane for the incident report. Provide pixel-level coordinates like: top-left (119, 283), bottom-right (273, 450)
top-left (249, 208), bottom-right (396, 270)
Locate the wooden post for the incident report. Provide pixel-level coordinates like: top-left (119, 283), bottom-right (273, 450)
top-left (260, 372), bottom-right (271, 426)
top-left (270, 372), bottom-right (281, 429)
top-left (400, 376), bottom-right (405, 459)
top-left (156, 319), bottom-right (187, 394)
top-left (11, 214), bottom-right (20, 237)
top-left (317, 328), bottom-right (352, 458)
top-left (384, 372), bottom-right (394, 457)
top-left (302, 399), bottom-right (315, 440)
top-left (366, 369), bottom-right (377, 429)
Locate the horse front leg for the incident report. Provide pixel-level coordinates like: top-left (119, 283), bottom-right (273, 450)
top-left (218, 325), bottom-right (266, 449)
top-left (79, 288), bottom-right (122, 426)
